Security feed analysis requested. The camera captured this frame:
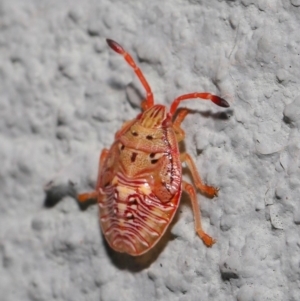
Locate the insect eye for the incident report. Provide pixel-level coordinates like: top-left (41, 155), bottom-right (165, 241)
top-left (132, 131), bottom-right (138, 136)
top-left (146, 135), bottom-right (153, 140)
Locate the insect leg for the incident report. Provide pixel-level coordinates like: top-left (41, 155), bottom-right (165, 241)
top-left (77, 149), bottom-right (109, 203)
top-left (170, 92), bottom-right (229, 115)
top-left (173, 108), bottom-right (190, 126)
top-left (106, 39), bottom-right (154, 110)
top-left (182, 181), bottom-right (216, 247)
top-left (172, 108), bottom-right (190, 142)
top-left (77, 191), bottom-right (98, 203)
top-left (181, 152), bottom-right (218, 198)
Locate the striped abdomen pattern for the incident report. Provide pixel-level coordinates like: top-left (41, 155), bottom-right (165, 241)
top-left (98, 172), bottom-right (178, 255)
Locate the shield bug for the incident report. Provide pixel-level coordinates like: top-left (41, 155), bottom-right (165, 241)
top-left (78, 39), bottom-right (229, 256)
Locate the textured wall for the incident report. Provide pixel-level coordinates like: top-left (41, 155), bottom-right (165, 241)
top-left (1, 0), bottom-right (300, 300)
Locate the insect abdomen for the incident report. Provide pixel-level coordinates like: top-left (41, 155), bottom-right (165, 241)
top-left (99, 174), bottom-right (178, 255)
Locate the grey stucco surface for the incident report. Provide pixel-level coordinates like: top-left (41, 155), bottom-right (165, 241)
top-left (1, 1), bottom-right (300, 300)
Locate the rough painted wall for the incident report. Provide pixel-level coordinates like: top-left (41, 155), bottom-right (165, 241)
top-left (1, 1), bottom-right (299, 300)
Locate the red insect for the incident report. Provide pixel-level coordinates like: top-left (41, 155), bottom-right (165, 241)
top-left (78, 39), bottom-right (229, 256)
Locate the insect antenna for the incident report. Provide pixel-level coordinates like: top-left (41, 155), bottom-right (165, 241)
top-left (106, 39), bottom-right (154, 110)
top-left (169, 92), bottom-right (229, 115)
